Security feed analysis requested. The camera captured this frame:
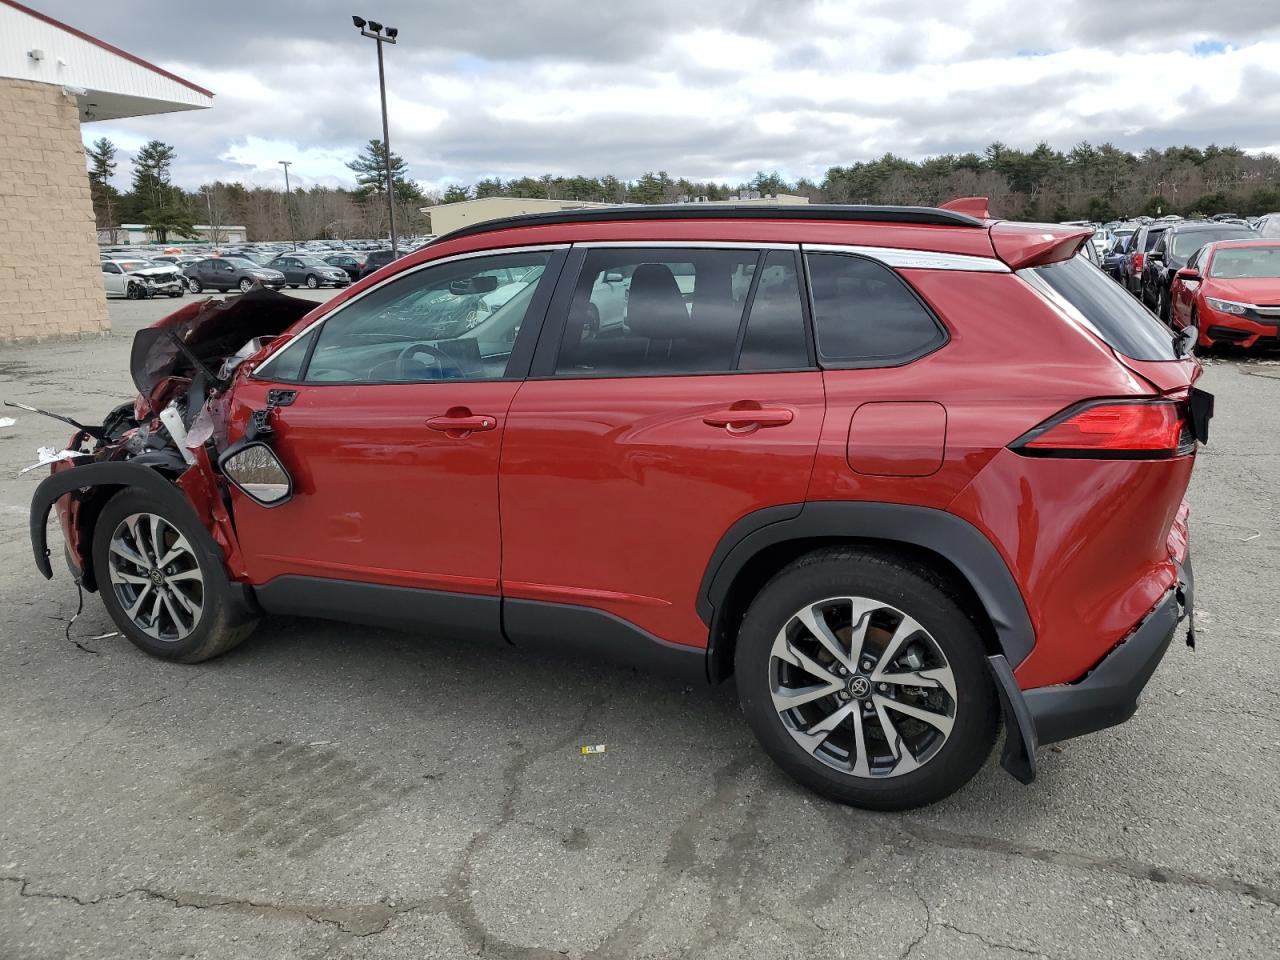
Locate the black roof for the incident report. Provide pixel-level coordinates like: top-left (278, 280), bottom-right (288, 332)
top-left (429, 202), bottom-right (984, 246)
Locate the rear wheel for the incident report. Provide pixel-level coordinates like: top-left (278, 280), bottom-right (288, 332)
top-left (735, 549), bottom-right (998, 811)
top-left (1157, 285), bottom-right (1170, 323)
top-left (92, 488), bottom-right (258, 663)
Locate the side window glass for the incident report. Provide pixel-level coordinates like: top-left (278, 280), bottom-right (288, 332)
top-left (102, 262), bottom-right (117, 273)
top-left (556, 248), bottom-right (757, 377)
top-left (301, 251), bottom-right (552, 384)
top-left (737, 251), bottom-right (809, 371)
top-left (261, 327), bottom-right (316, 382)
top-left (806, 254), bottom-right (945, 366)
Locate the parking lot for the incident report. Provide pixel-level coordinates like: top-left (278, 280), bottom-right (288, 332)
top-left (1, 294), bottom-right (1277, 959)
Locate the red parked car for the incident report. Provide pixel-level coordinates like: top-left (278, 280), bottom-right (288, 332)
top-left (27, 199), bottom-right (1209, 810)
top-left (1168, 238), bottom-right (1280, 349)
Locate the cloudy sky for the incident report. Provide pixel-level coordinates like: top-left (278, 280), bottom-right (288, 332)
top-left (36, 0), bottom-right (1280, 194)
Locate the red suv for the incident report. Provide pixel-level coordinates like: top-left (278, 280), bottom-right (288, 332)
top-left (28, 199), bottom-right (1209, 810)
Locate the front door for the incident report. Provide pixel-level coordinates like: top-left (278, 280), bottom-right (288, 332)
top-left (225, 247), bottom-right (564, 631)
top-left (500, 245), bottom-right (825, 653)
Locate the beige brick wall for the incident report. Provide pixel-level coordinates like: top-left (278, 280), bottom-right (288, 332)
top-left (0, 78), bottom-right (110, 342)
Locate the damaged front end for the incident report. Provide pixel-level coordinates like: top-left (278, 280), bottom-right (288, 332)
top-left (25, 288), bottom-right (314, 591)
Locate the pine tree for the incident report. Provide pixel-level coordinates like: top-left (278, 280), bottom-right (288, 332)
top-left (128, 140), bottom-right (196, 242)
top-left (86, 137), bottom-right (119, 233)
top-left (346, 139), bottom-right (410, 194)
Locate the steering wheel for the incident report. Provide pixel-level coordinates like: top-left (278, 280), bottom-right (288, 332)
top-left (395, 341), bottom-right (455, 380)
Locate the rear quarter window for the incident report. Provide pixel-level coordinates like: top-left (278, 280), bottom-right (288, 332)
top-left (1024, 254), bottom-right (1178, 361)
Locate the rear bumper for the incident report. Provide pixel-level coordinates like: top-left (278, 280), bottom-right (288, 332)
top-left (990, 554), bottom-right (1193, 782)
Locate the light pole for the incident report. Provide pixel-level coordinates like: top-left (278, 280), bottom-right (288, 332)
top-left (352, 16), bottom-right (399, 256)
top-left (278, 160), bottom-right (297, 250)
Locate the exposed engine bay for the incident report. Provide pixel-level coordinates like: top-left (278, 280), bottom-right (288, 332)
top-left (21, 289), bottom-right (315, 591)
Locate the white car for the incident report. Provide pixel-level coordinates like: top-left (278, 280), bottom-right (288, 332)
top-left (100, 259), bottom-right (186, 299)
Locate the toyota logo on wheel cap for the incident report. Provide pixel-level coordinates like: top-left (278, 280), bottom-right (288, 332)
top-left (848, 676), bottom-right (872, 699)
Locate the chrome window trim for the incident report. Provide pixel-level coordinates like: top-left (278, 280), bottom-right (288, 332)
top-left (252, 243), bottom-right (569, 380)
top-left (572, 240), bottom-right (798, 251)
top-left (803, 243), bottom-right (1010, 273)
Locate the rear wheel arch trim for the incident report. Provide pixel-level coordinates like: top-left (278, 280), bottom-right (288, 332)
top-left (699, 501), bottom-right (1035, 676)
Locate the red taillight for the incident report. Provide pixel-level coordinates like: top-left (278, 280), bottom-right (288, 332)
top-left (1132, 252), bottom-right (1145, 272)
top-left (1013, 400), bottom-right (1195, 459)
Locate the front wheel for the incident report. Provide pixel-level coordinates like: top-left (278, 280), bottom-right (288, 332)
top-left (125, 282), bottom-right (143, 300)
top-left (1157, 286), bottom-right (1170, 323)
top-left (187, 277), bottom-right (202, 293)
top-left (91, 488), bottom-right (258, 663)
top-left (239, 277), bottom-right (254, 294)
top-left (305, 274), bottom-right (319, 289)
top-left (735, 549), bottom-right (998, 811)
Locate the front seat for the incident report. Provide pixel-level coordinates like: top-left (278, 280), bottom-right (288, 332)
top-left (625, 263), bottom-right (694, 369)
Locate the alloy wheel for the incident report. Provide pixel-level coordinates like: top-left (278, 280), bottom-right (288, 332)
top-left (768, 596), bottom-right (957, 778)
top-left (106, 512), bottom-right (205, 642)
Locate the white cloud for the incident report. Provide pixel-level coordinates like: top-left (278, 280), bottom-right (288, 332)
top-left (52, 0), bottom-right (1280, 190)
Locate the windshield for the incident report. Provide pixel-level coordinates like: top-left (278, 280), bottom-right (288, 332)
top-left (296, 257), bottom-right (331, 267)
top-left (223, 257), bottom-right (259, 268)
top-left (118, 260), bottom-right (153, 271)
top-left (1172, 229), bottom-right (1256, 258)
top-left (1209, 246), bottom-right (1280, 279)
top-left (1026, 253), bottom-right (1178, 361)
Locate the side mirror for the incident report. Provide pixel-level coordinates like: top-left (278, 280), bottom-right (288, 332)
top-left (219, 441), bottom-right (293, 506)
top-left (449, 275), bottom-right (499, 295)
top-left (1175, 267), bottom-right (1200, 281)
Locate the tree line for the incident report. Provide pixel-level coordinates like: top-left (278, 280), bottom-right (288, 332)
top-left (87, 137), bottom-right (1280, 244)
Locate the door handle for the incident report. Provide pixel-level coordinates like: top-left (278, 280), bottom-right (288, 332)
top-left (703, 405), bottom-right (794, 433)
top-left (426, 409), bottom-right (497, 437)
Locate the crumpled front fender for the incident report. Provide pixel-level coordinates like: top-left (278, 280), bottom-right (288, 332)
top-left (30, 460), bottom-right (219, 580)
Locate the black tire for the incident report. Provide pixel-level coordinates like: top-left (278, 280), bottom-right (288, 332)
top-left (735, 548), bottom-right (998, 811)
top-left (126, 282), bottom-right (142, 300)
top-left (187, 277), bottom-right (202, 294)
top-left (239, 277), bottom-right (254, 294)
top-left (1157, 286), bottom-right (1170, 324)
top-left (305, 274), bottom-right (319, 289)
top-left (91, 487), bottom-right (258, 663)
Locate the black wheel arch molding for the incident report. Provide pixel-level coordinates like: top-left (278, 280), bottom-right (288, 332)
top-left (697, 500), bottom-right (1037, 677)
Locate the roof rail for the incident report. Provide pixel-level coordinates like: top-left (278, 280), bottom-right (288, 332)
top-left (427, 202), bottom-right (985, 246)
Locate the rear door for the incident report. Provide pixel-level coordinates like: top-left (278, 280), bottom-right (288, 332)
top-left (101, 261), bottom-right (123, 296)
top-left (499, 244), bottom-right (826, 654)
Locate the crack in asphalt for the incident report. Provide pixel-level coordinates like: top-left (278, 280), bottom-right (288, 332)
top-left (3, 875), bottom-right (448, 937)
top-left (937, 921), bottom-right (1053, 958)
top-left (900, 821), bottom-right (1280, 907)
top-left (59, 679), bottom-right (195, 761)
top-left (443, 694), bottom-right (609, 960)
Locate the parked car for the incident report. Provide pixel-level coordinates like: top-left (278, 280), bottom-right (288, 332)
top-left (323, 253), bottom-right (366, 281)
top-left (1140, 221), bottom-right (1259, 319)
top-left (1101, 233), bottom-right (1133, 282)
top-left (1254, 213), bottom-right (1280, 239)
top-left (100, 259), bottom-right (185, 299)
top-left (183, 257), bottom-right (286, 294)
top-left (150, 254), bottom-right (203, 273)
top-left (1168, 239), bottom-right (1280, 349)
top-left (28, 201), bottom-right (1208, 811)
top-left (1122, 221), bottom-right (1173, 297)
top-left (269, 254), bottom-right (352, 289)
top-left (358, 248), bottom-right (400, 279)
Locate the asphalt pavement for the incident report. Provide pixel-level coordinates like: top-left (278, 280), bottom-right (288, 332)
top-left (0, 293), bottom-right (1276, 959)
